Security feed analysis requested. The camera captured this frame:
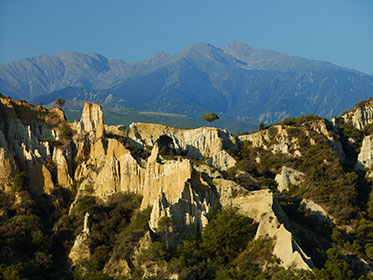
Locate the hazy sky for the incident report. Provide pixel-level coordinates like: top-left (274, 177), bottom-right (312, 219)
top-left (1, 0), bottom-right (372, 74)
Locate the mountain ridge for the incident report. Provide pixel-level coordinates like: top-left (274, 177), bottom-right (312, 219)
top-left (1, 41), bottom-right (372, 124)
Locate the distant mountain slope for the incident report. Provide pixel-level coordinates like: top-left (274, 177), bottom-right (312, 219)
top-left (224, 40), bottom-right (339, 72)
top-left (1, 41), bottom-right (372, 123)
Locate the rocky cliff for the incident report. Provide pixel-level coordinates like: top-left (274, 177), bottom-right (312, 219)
top-left (1, 95), bottom-right (372, 279)
top-left (341, 99), bottom-right (373, 130)
top-left (0, 95), bottom-right (73, 194)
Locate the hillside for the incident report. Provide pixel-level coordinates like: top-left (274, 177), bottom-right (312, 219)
top-left (0, 95), bottom-right (373, 279)
top-left (1, 41), bottom-right (372, 124)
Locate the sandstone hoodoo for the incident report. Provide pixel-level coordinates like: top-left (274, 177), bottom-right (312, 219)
top-left (0, 95), bottom-right (372, 279)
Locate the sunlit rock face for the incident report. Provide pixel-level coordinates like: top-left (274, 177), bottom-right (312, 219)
top-left (275, 166), bottom-right (305, 192)
top-left (215, 179), bottom-right (314, 270)
top-left (341, 100), bottom-right (373, 130)
top-left (355, 135), bottom-right (373, 179)
top-left (77, 102), bottom-right (104, 138)
top-left (0, 95), bottom-right (65, 194)
top-left (127, 122), bottom-right (238, 171)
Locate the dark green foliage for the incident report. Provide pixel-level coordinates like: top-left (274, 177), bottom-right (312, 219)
top-left (110, 206), bottom-right (152, 261)
top-left (362, 123), bottom-right (373, 136)
top-left (366, 245), bottom-right (373, 261)
top-left (157, 216), bottom-right (175, 250)
top-left (156, 135), bottom-right (176, 157)
top-left (280, 114), bottom-right (322, 126)
top-left (74, 193), bottom-right (143, 271)
top-left (60, 123), bottom-right (74, 140)
top-left (55, 97), bottom-right (65, 109)
top-left (0, 190), bottom-right (12, 208)
top-left (0, 263), bottom-right (26, 280)
top-left (271, 268), bottom-right (316, 280)
top-left (315, 259), bottom-right (354, 280)
top-left (156, 135), bottom-right (173, 147)
top-left (174, 208), bottom-right (259, 279)
top-left (200, 208), bottom-right (257, 266)
top-left (73, 265), bottom-right (114, 280)
top-left (258, 121), bottom-right (265, 130)
top-left (355, 97), bottom-right (373, 109)
top-left (368, 193), bottom-right (373, 220)
top-left (12, 172), bottom-right (27, 193)
top-left (140, 241), bottom-right (167, 262)
top-left (237, 125), bottom-right (360, 223)
top-left (229, 116), bottom-right (373, 276)
top-left (228, 140), bottom-right (288, 191)
top-left (202, 112), bottom-right (219, 127)
top-left (340, 122), bottom-right (363, 145)
top-left (0, 186), bottom-right (147, 279)
top-left (105, 133), bottom-right (150, 160)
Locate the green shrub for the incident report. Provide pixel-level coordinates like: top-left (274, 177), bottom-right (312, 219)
top-left (12, 172), bottom-right (27, 193)
top-left (59, 124), bottom-right (73, 140)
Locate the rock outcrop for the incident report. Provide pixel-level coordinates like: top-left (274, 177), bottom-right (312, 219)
top-left (341, 99), bottom-right (373, 129)
top-left (69, 213), bottom-right (92, 266)
top-left (275, 166), bottom-right (305, 192)
top-left (1, 96), bottom-right (332, 274)
top-left (239, 125), bottom-right (302, 156)
top-left (77, 102), bottom-right (104, 138)
top-left (214, 179), bottom-right (314, 270)
top-left (355, 135), bottom-right (373, 178)
top-left (240, 120), bottom-right (345, 161)
top-left (300, 199), bottom-right (333, 224)
top-left (0, 95), bottom-right (70, 194)
top-left (128, 123), bottom-right (238, 171)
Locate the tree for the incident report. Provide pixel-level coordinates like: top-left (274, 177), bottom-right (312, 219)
top-left (156, 135), bottom-right (175, 156)
top-left (202, 113), bottom-right (219, 127)
top-left (12, 172), bottom-right (27, 193)
top-left (367, 192), bottom-right (373, 219)
top-left (157, 216), bottom-right (175, 250)
top-left (55, 97), bottom-right (65, 110)
top-left (201, 208), bottom-right (256, 265)
top-left (258, 122), bottom-right (265, 130)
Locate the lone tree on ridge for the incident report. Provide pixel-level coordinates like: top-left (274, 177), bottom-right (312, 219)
top-left (55, 97), bottom-right (65, 110)
top-left (203, 113), bottom-right (219, 127)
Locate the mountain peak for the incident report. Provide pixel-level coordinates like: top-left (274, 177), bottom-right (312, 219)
top-left (224, 40), bottom-right (256, 60)
top-left (142, 52), bottom-right (171, 66)
top-left (183, 42), bottom-right (220, 54)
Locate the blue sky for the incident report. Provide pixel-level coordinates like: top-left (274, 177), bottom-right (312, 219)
top-left (1, 0), bottom-right (372, 74)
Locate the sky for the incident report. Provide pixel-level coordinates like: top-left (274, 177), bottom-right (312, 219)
top-left (0, 0), bottom-right (372, 74)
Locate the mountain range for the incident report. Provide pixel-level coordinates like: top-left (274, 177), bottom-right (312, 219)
top-left (0, 40), bottom-right (372, 124)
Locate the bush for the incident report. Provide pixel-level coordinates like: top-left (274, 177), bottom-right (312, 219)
top-left (12, 172), bottom-right (27, 193)
top-left (175, 208), bottom-right (259, 279)
top-left (59, 124), bottom-right (73, 140)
